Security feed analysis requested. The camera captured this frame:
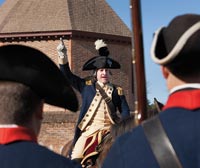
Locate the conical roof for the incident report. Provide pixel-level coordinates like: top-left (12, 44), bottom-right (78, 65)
top-left (0, 0), bottom-right (131, 37)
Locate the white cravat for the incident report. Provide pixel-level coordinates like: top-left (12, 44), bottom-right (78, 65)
top-left (97, 81), bottom-right (109, 91)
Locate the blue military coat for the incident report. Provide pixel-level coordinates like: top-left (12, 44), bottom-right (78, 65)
top-left (102, 89), bottom-right (200, 168)
top-left (0, 141), bottom-right (81, 168)
top-left (59, 63), bottom-right (130, 146)
top-left (0, 126), bottom-right (81, 168)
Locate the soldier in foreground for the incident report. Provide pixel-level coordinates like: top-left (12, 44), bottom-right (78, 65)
top-left (102, 14), bottom-right (200, 168)
top-left (0, 44), bottom-right (81, 168)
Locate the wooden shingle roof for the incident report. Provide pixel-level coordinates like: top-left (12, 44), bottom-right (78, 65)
top-left (0, 0), bottom-right (131, 37)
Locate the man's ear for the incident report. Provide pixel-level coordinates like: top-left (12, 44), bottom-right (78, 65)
top-left (161, 66), bottom-right (169, 79)
top-left (35, 101), bottom-right (44, 120)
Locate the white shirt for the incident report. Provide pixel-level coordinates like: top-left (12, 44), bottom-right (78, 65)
top-left (170, 83), bottom-right (200, 94)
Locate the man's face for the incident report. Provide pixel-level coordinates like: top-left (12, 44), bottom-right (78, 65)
top-left (96, 68), bottom-right (110, 84)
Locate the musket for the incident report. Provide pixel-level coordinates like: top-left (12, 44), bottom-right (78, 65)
top-left (130, 0), bottom-right (147, 122)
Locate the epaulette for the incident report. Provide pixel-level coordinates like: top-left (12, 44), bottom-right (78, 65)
top-left (116, 86), bottom-right (124, 95)
top-left (85, 80), bottom-right (92, 85)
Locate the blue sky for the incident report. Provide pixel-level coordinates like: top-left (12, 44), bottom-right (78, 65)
top-left (106, 0), bottom-right (200, 104)
top-left (1, 0), bottom-right (200, 104)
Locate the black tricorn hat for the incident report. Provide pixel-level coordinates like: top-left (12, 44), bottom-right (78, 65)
top-left (0, 45), bottom-right (78, 112)
top-left (82, 56), bottom-right (121, 70)
top-left (151, 14), bottom-right (200, 65)
top-left (82, 39), bottom-right (121, 70)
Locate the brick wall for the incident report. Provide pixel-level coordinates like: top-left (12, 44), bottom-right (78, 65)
top-left (38, 111), bottom-right (78, 154)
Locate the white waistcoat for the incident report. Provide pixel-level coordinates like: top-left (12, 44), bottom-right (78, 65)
top-left (78, 84), bottom-right (114, 136)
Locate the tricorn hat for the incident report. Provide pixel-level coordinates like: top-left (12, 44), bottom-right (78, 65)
top-left (151, 14), bottom-right (200, 65)
top-left (0, 45), bottom-right (78, 112)
top-left (82, 39), bottom-right (121, 70)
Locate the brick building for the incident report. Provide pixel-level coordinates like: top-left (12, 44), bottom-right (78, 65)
top-left (0, 0), bottom-right (134, 154)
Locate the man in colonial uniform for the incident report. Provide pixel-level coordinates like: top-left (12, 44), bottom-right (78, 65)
top-left (57, 39), bottom-right (130, 165)
top-left (0, 45), bottom-right (80, 168)
top-left (102, 14), bottom-right (200, 168)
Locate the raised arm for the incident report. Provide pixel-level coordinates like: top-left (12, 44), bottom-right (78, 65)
top-left (57, 38), bottom-right (85, 92)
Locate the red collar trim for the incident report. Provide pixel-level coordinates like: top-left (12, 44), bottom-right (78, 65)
top-left (0, 126), bottom-right (37, 144)
top-left (163, 89), bottom-right (200, 110)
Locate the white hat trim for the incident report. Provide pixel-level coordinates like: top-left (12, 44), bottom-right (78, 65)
top-left (151, 21), bottom-right (200, 65)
